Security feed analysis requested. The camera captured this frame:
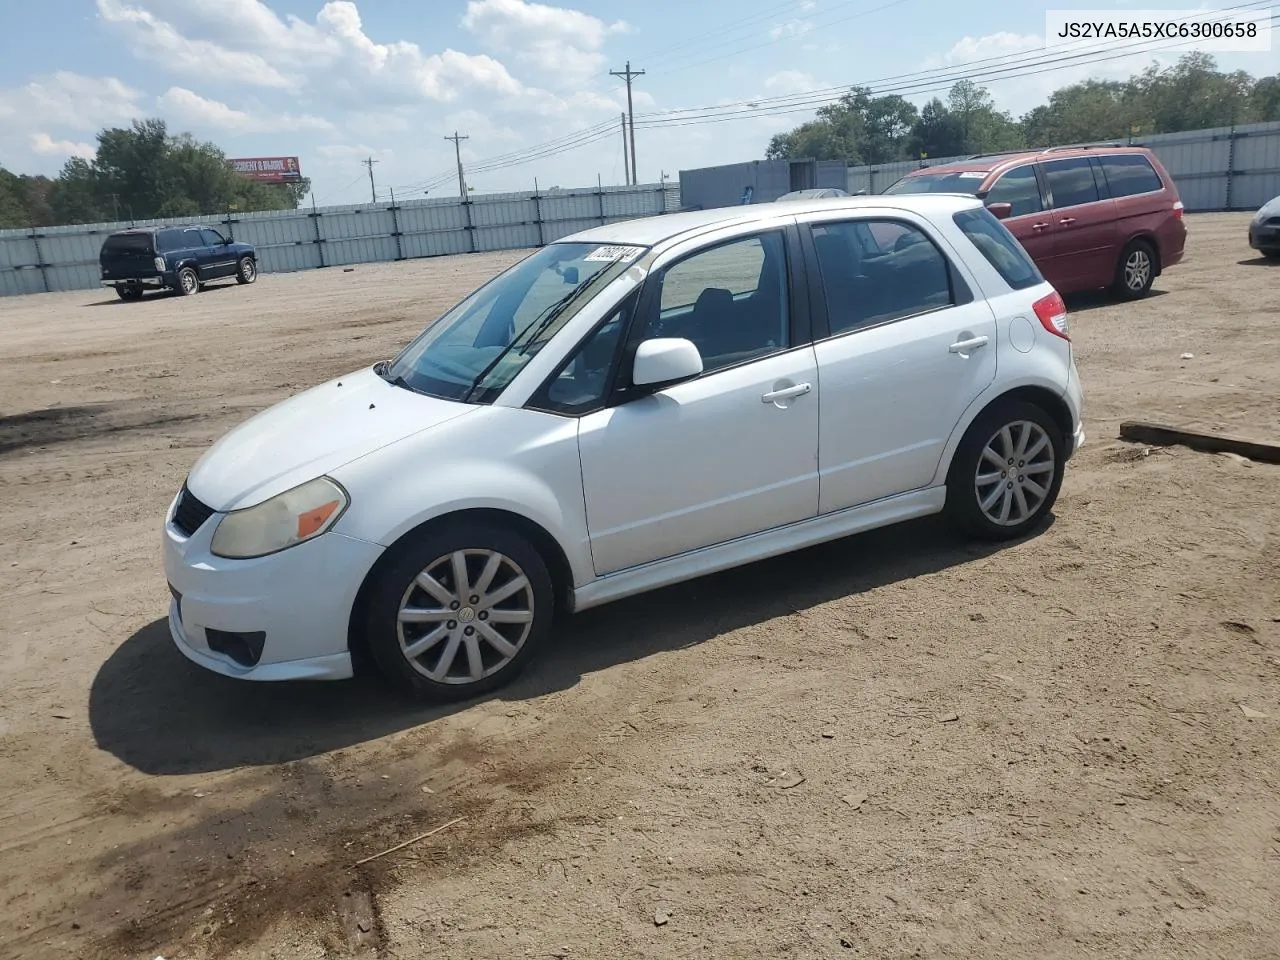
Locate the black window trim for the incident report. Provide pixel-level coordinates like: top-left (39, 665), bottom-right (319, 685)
top-left (800, 214), bottom-right (974, 343)
top-left (1040, 155), bottom-right (1108, 211)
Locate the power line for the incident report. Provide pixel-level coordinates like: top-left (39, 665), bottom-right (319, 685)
top-left (444, 131), bottom-right (469, 198)
top-left (360, 157), bottom-right (380, 204)
top-left (610, 61), bottom-right (645, 184)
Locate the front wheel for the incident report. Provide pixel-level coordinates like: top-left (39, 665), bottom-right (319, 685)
top-left (363, 522), bottom-right (555, 702)
top-left (946, 399), bottom-right (1065, 541)
top-left (1112, 239), bottom-right (1156, 300)
top-left (235, 257), bottom-right (257, 284)
top-left (175, 266), bottom-right (199, 296)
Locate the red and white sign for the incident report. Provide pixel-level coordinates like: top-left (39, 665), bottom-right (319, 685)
top-left (230, 156), bottom-right (303, 183)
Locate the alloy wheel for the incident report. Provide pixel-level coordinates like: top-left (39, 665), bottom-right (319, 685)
top-left (180, 270), bottom-right (197, 294)
top-left (974, 420), bottom-right (1056, 527)
top-left (396, 549), bottom-right (534, 684)
top-left (1124, 249), bottom-right (1151, 291)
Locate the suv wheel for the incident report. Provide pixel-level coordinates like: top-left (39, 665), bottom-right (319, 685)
top-left (946, 399), bottom-right (1065, 541)
top-left (235, 257), bottom-right (257, 285)
top-left (175, 267), bottom-right (199, 297)
top-left (1113, 239), bottom-right (1156, 300)
top-left (115, 285), bottom-right (144, 301)
top-left (363, 521), bottom-right (554, 702)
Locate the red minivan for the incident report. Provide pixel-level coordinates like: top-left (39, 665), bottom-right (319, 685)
top-left (883, 146), bottom-right (1186, 300)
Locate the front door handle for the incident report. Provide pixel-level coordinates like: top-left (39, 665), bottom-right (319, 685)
top-left (1031, 222), bottom-right (1050, 231)
top-left (1058, 217), bottom-right (1077, 225)
top-left (761, 382), bottom-right (812, 403)
top-left (949, 335), bottom-right (989, 354)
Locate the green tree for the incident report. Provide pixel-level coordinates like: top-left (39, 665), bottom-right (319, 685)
top-left (766, 86), bottom-right (918, 163)
top-left (1252, 76), bottom-right (1280, 122)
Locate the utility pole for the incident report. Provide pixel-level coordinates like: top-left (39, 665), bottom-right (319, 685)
top-left (610, 61), bottom-right (644, 184)
top-left (619, 112), bottom-right (630, 185)
top-left (445, 131), bottom-right (469, 198)
top-left (362, 156), bottom-right (379, 203)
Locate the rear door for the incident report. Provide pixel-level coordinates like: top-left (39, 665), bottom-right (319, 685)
top-left (1039, 157), bottom-right (1118, 292)
top-left (981, 163), bottom-right (1056, 283)
top-left (99, 233), bottom-right (156, 280)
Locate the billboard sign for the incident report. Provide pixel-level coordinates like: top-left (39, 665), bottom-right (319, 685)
top-left (230, 156), bottom-right (302, 183)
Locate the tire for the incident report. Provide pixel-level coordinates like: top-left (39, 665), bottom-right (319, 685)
top-left (362, 521), bottom-right (555, 702)
top-left (235, 256), bottom-right (257, 284)
top-left (115, 285), bottom-right (144, 301)
top-left (1112, 238), bottom-right (1156, 300)
top-left (945, 399), bottom-right (1066, 541)
top-left (175, 266), bottom-right (199, 297)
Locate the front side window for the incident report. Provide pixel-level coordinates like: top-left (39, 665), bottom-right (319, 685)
top-left (984, 165), bottom-right (1043, 217)
top-left (386, 241), bottom-right (644, 403)
top-left (1043, 157), bottom-right (1101, 208)
top-left (640, 232), bottom-right (789, 375)
top-left (953, 207), bottom-right (1044, 291)
top-left (1098, 154), bottom-right (1164, 198)
top-left (201, 229), bottom-right (226, 246)
top-left (811, 219), bottom-right (954, 334)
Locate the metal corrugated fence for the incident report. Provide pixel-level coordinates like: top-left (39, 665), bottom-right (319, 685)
top-left (846, 121), bottom-right (1280, 208)
top-left (0, 182), bottom-right (681, 297)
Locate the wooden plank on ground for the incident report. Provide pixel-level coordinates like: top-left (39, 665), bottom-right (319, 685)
top-left (1119, 421), bottom-right (1280, 464)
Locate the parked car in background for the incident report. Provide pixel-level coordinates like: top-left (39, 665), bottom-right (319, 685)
top-left (1248, 195), bottom-right (1280, 258)
top-left (883, 146), bottom-right (1185, 300)
top-left (99, 226), bottom-right (257, 300)
top-left (777, 187), bottom-right (850, 201)
top-left (164, 194), bottom-right (1084, 702)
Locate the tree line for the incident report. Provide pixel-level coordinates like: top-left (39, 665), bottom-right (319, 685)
top-left (0, 119), bottom-right (309, 230)
top-left (766, 53), bottom-right (1280, 164)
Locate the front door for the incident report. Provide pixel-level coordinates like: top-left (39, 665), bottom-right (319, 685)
top-left (803, 215), bottom-right (998, 513)
top-left (982, 162), bottom-right (1059, 287)
top-left (200, 228), bottom-right (237, 278)
top-left (576, 229), bottom-right (821, 575)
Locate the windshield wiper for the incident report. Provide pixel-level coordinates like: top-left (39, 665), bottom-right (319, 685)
top-left (463, 272), bottom-right (604, 403)
top-left (375, 359), bottom-right (416, 392)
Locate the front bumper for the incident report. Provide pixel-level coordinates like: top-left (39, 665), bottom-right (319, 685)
top-left (1249, 221), bottom-right (1280, 250)
top-left (163, 492), bottom-right (385, 682)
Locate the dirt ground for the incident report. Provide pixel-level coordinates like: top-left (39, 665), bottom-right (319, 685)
top-left (1, 213), bottom-right (1278, 960)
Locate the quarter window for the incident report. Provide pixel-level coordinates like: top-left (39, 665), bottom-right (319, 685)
top-left (1043, 157), bottom-right (1101, 208)
top-left (1098, 154), bottom-right (1164, 198)
top-left (642, 232), bottom-right (790, 374)
top-left (984, 165), bottom-right (1043, 217)
top-left (811, 219), bottom-right (954, 334)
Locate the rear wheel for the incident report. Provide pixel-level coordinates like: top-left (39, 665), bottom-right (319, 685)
top-left (175, 267), bottom-right (199, 297)
top-left (1112, 239), bottom-right (1156, 300)
top-left (235, 257), bottom-right (257, 284)
top-left (363, 522), bottom-right (554, 702)
top-left (946, 399), bottom-right (1065, 541)
top-left (115, 285), bottom-right (144, 301)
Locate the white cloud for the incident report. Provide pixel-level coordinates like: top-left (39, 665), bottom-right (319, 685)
top-left (156, 87), bottom-right (334, 133)
top-left (0, 72), bottom-right (143, 132)
top-left (462, 0), bottom-right (629, 82)
top-left (769, 19), bottom-right (813, 40)
top-left (765, 70), bottom-right (820, 94)
top-left (928, 31), bottom-right (1042, 67)
top-left (29, 132), bottom-right (96, 159)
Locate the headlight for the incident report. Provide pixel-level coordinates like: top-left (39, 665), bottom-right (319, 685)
top-left (154, 256), bottom-right (166, 271)
top-left (210, 477), bottom-right (349, 559)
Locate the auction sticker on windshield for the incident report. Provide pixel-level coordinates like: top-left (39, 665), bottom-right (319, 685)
top-left (584, 245), bottom-right (643, 263)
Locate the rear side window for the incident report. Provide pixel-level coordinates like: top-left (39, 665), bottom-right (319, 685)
top-left (1098, 154), bottom-right (1164, 198)
top-left (102, 233), bottom-right (153, 254)
top-left (1043, 157), bottom-right (1100, 208)
top-left (953, 208), bottom-right (1044, 291)
top-left (983, 165), bottom-right (1043, 217)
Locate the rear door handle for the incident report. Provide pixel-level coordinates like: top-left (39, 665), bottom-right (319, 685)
top-left (1058, 217), bottom-right (1077, 225)
top-left (949, 336), bottom-right (989, 354)
top-left (761, 382), bottom-right (812, 403)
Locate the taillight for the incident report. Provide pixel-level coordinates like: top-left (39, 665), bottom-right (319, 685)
top-left (1172, 200), bottom-right (1184, 219)
top-left (1033, 290), bottom-right (1069, 341)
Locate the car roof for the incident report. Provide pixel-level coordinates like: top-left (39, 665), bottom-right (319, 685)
top-left (562, 193), bottom-right (984, 247)
top-left (108, 224), bottom-right (213, 235)
top-left (904, 145), bottom-right (1153, 179)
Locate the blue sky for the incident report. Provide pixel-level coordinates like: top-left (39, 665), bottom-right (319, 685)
top-left (0, 0), bottom-right (1276, 205)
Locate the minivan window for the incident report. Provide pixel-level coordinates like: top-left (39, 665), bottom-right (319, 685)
top-left (1043, 157), bottom-right (1100, 208)
top-left (882, 170), bottom-right (990, 195)
top-left (1098, 154), bottom-right (1164, 198)
top-left (983, 165), bottom-right (1043, 217)
top-left (953, 208), bottom-right (1044, 291)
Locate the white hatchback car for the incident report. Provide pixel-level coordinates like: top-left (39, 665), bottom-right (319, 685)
top-left (164, 194), bottom-right (1084, 701)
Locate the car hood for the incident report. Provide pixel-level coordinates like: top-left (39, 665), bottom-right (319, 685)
top-left (186, 367), bottom-right (476, 511)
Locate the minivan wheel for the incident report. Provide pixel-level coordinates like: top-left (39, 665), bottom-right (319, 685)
top-left (946, 399), bottom-right (1065, 541)
top-left (236, 257), bottom-right (257, 284)
top-left (115, 285), bottom-right (144, 301)
top-left (1113, 239), bottom-right (1156, 299)
top-left (175, 267), bottom-right (199, 296)
top-left (363, 522), bottom-right (554, 702)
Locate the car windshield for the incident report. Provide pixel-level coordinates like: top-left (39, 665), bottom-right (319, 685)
top-left (385, 241), bottom-right (645, 403)
top-left (882, 171), bottom-right (991, 195)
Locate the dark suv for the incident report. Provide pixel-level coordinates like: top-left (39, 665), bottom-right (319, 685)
top-left (99, 225), bottom-right (257, 300)
top-left (883, 146), bottom-right (1186, 300)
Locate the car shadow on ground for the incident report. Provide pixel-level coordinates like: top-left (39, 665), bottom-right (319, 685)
top-left (1063, 287), bottom-right (1168, 313)
top-left (90, 515), bottom-right (1053, 776)
top-left (86, 284), bottom-right (239, 307)
top-left (1237, 256), bottom-right (1280, 267)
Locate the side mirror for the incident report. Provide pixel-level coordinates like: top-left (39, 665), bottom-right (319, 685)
top-left (631, 338), bottom-right (703, 391)
top-left (986, 201), bottom-right (1013, 220)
